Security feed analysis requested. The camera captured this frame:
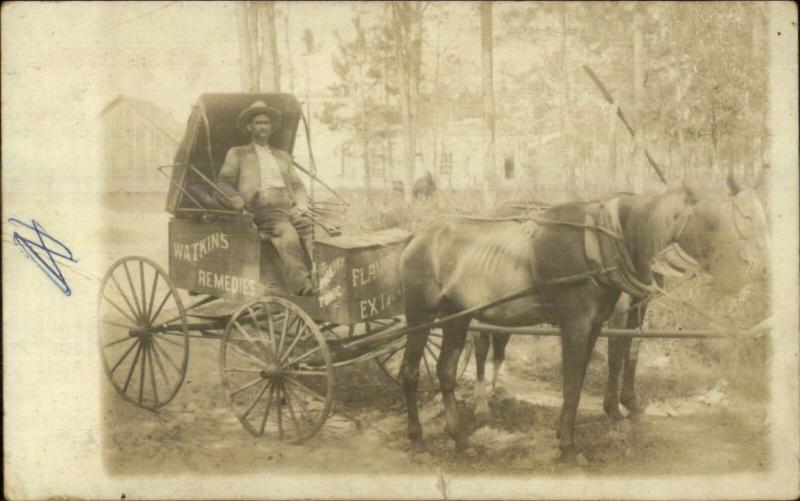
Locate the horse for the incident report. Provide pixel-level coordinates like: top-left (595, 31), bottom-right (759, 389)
top-left (399, 178), bottom-right (769, 461)
top-left (413, 172), bottom-right (436, 199)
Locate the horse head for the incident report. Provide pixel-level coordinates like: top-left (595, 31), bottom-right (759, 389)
top-left (674, 174), bottom-right (770, 293)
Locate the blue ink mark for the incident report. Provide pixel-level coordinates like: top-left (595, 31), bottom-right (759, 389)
top-left (8, 218), bottom-right (78, 296)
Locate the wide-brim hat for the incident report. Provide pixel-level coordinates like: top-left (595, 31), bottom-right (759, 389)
top-left (237, 100), bottom-right (282, 131)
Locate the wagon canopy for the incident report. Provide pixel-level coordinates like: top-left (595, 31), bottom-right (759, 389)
top-left (166, 93), bottom-right (302, 214)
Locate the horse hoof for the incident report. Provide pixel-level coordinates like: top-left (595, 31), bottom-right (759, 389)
top-left (621, 400), bottom-right (641, 417)
top-left (557, 448), bottom-right (578, 464)
top-left (450, 432), bottom-right (472, 452)
top-left (493, 385), bottom-right (510, 397)
top-left (410, 440), bottom-right (427, 454)
top-left (604, 406), bottom-right (626, 422)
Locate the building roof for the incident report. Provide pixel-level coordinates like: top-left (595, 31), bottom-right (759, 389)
top-left (100, 95), bottom-right (183, 142)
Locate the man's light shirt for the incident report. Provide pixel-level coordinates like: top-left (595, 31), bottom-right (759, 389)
top-left (255, 144), bottom-right (286, 189)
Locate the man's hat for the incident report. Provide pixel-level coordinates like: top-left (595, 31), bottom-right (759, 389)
top-left (237, 100), bottom-right (282, 131)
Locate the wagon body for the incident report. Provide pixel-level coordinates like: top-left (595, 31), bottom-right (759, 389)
top-left (99, 92), bottom-right (431, 445)
top-left (168, 216), bottom-right (409, 324)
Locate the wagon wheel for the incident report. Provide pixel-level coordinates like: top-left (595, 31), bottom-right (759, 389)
top-left (97, 256), bottom-right (189, 410)
top-left (375, 330), bottom-right (475, 394)
top-left (220, 297), bottom-right (334, 444)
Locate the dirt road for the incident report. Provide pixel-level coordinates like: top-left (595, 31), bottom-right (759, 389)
top-left (102, 333), bottom-right (769, 476)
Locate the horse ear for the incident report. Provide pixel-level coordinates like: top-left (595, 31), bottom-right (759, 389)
top-left (682, 181), bottom-right (699, 205)
top-left (727, 171), bottom-right (741, 196)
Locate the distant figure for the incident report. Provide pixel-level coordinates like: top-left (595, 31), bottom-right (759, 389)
top-left (392, 180), bottom-right (405, 197)
top-left (412, 172), bottom-right (436, 199)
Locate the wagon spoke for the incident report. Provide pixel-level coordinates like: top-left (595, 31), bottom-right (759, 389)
top-left (424, 344), bottom-right (439, 362)
top-left (159, 296), bottom-right (215, 326)
top-left (224, 367), bottom-right (265, 373)
top-left (138, 261), bottom-right (148, 322)
top-left (110, 273), bottom-right (142, 323)
top-left (279, 326), bottom-right (311, 365)
top-left (227, 341), bottom-right (269, 368)
top-left (281, 383), bottom-right (304, 435)
top-left (259, 384), bottom-right (276, 436)
top-left (150, 338), bottom-right (181, 374)
top-left (146, 268), bottom-right (160, 321)
top-left (276, 385), bottom-right (284, 440)
top-left (101, 318), bottom-right (136, 331)
top-left (242, 380), bottom-right (271, 420)
top-left (122, 342), bottom-right (143, 393)
top-left (102, 292), bottom-right (139, 327)
top-left (231, 376), bottom-right (266, 397)
top-left (246, 306), bottom-right (270, 349)
top-left (283, 343), bottom-right (321, 367)
top-left (421, 348), bottom-right (435, 388)
top-left (152, 333), bottom-right (184, 349)
top-left (109, 338), bottom-right (140, 375)
top-left (284, 375), bottom-right (327, 403)
top-left (146, 344), bottom-right (159, 404)
top-left (282, 369), bottom-right (328, 377)
top-left (376, 347), bottom-right (401, 366)
top-left (150, 340), bottom-right (170, 387)
top-left (233, 320), bottom-right (263, 354)
top-left (138, 340), bottom-right (147, 404)
top-left (103, 334), bottom-right (136, 349)
top-left (122, 262), bottom-right (144, 321)
top-left (283, 380), bottom-right (313, 424)
top-left (277, 307), bottom-right (290, 359)
top-left (149, 289), bottom-right (173, 326)
top-left (265, 303), bottom-right (278, 353)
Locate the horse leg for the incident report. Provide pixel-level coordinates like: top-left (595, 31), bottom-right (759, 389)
top-left (438, 316), bottom-right (471, 450)
top-left (604, 295), bottom-right (630, 420)
top-left (619, 304), bottom-right (646, 416)
top-left (603, 336), bottom-right (626, 420)
top-left (402, 317), bottom-right (432, 451)
top-left (474, 333), bottom-right (491, 418)
top-left (557, 319), bottom-right (602, 461)
top-left (620, 339), bottom-right (641, 416)
top-left (491, 333), bottom-right (511, 392)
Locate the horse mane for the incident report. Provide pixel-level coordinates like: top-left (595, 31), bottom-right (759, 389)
top-left (620, 189), bottom-right (693, 279)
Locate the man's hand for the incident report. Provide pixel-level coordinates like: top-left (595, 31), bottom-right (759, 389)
top-left (230, 196), bottom-right (246, 210)
top-left (293, 204), bottom-right (309, 215)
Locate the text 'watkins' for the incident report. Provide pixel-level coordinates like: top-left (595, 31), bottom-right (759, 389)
top-left (173, 232), bottom-right (230, 262)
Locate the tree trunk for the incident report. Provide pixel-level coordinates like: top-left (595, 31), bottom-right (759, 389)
top-left (631, 5), bottom-right (645, 192)
top-left (391, 3), bottom-right (423, 203)
top-left (608, 103), bottom-right (618, 186)
top-left (282, 2), bottom-right (295, 92)
top-left (302, 29), bottom-right (314, 138)
top-left (559, 5), bottom-right (573, 192)
top-left (236, 2), bottom-right (256, 91)
top-left (480, 1), bottom-right (497, 207)
top-left (258, 2), bottom-right (281, 92)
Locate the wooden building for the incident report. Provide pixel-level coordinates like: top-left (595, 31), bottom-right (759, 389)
top-left (100, 95), bottom-right (183, 192)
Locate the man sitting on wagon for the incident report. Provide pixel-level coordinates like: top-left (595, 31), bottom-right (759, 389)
top-left (216, 101), bottom-right (316, 296)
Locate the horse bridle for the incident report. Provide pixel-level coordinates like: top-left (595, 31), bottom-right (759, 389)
top-left (674, 194), bottom-right (762, 274)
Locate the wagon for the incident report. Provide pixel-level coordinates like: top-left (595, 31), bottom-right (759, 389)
top-left (97, 93), bottom-right (469, 444)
